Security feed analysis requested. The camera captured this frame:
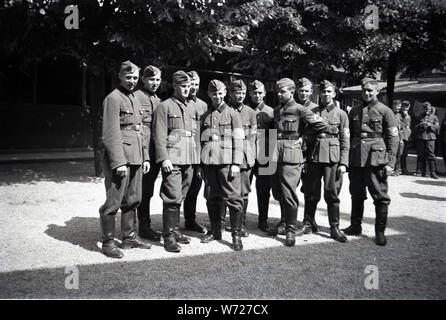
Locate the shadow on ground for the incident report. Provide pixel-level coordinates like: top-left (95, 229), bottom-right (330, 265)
top-left (399, 192), bottom-right (446, 202)
top-left (412, 179), bottom-right (446, 187)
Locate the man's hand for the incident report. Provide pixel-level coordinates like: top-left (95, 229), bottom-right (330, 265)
top-left (384, 165), bottom-right (393, 177)
top-left (143, 161), bottom-right (150, 174)
top-left (161, 159), bottom-right (173, 173)
top-left (229, 165), bottom-right (240, 179)
top-left (336, 164), bottom-right (347, 180)
top-left (115, 165), bottom-right (128, 178)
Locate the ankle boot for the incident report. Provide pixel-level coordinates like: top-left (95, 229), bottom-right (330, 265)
top-left (229, 207), bottom-right (243, 251)
top-left (100, 214), bottom-right (123, 259)
top-left (201, 202), bottom-right (222, 243)
top-left (138, 203), bottom-right (162, 241)
top-left (285, 207), bottom-right (298, 246)
top-left (172, 205), bottom-right (191, 244)
top-left (375, 204), bottom-right (388, 246)
top-left (328, 204), bottom-right (347, 243)
top-left (429, 160), bottom-right (439, 179)
top-left (162, 206), bottom-right (181, 252)
top-left (343, 200), bottom-right (363, 235)
top-left (241, 200), bottom-right (249, 237)
top-left (232, 232), bottom-right (243, 251)
top-left (300, 200), bottom-right (318, 235)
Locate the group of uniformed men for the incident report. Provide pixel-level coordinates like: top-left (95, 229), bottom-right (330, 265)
top-left (98, 60), bottom-right (400, 259)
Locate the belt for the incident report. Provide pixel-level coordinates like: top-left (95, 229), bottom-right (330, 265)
top-left (208, 134), bottom-right (231, 142)
top-left (174, 130), bottom-right (193, 137)
top-left (121, 124), bottom-right (142, 131)
top-left (277, 133), bottom-right (300, 140)
top-left (354, 132), bottom-right (383, 138)
top-left (309, 133), bottom-right (339, 139)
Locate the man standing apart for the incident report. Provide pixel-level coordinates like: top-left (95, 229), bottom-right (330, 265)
top-left (153, 71), bottom-right (196, 252)
top-left (182, 71), bottom-right (208, 234)
top-left (343, 77), bottom-right (399, 246)
top-left (200, 80), bottom-right (245, 251)
top-left (271, 78), bottom-right (328, 246)
top-left (391, 100), bottom-right (404, 176)
top-left (99, 61), bottom-right (152, 258)
top-left (299, 80), bottom-right (349, 242)
top-left (134, 65), bottom-right (163, 241)
top-left (399, 101), bottom-right (412, 175)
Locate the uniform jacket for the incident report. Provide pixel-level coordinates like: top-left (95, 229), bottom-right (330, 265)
top-left (273, 98), bottom-right (328, 164)
top-left (251, 102), bottom-right (274, 165)
top-left (101, 87), bottom-right (149, 170)
top-left (348, 100), bottom-right (399, 168)
top-left (303, 101), bottom-right (350, 166)
top-left (200, 102), bottom-right (244, 165)
top-left (187, 96), bottom-right (208, 164)
top-left (153, 97), bottom-right (198, 165)
top-left (414, 113), bottom-right (439, 141)
top-left (230, 103), bottom-right (257, 168)
top-left (399, 113), bottom-right (411, 141)
top-left (134, 89), bottom-right (161, 161)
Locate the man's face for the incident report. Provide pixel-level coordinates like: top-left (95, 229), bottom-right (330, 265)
top-left (250, 87), bottom-right (266, 105)
top-left (230, 90), bottom-right (246, 105)
top-left (189, 79), bottom-right (200, 97)
top-left (424, 104), bottom-right (432, 114)
top-left (297, 85), bottom-right (313, 103)
top-left (142, 74), bottom-right (161, 94)
top-left (392, 103), bottom-right (401, 113)
top-left (173, 82), bottom-right (191, 101)
top-left (119, 71), bottom-right (139, 92)
top-left (361, 83), bottom-right (379, 103)
top-left (320, 86), bottom-right (336, 106)
top-left (277, 86), bottom-right (294, 104)
top-left (208, 89), bottom-right (226, 107)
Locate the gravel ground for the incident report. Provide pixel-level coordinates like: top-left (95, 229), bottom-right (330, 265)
top-left (0, 159), bottom-right (445, 299)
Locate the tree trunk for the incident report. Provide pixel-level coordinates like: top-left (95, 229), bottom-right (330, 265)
top-left (386, 52), bottom-right (398, 108)
top-left (88, 68), bottom-right (106, 177)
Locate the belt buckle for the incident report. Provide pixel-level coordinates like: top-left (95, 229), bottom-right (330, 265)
top-left (319, 133), bottom-right (326, 138)
top-left (185, 131), bottom-right (192, 137)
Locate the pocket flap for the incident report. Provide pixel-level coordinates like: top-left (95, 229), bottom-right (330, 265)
top-left (371, 144), bottom-right (385, 151)
top-left (283, 140), bottom-right (301, 149)
top-left (329, 140), bottom-right (340, 146)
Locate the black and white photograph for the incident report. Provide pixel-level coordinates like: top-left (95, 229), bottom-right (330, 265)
top-left (0, 0), bottom-right (445, 306)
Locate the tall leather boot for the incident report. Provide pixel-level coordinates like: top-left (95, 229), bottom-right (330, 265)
top-left (201, 202), bottom-right (222, 243)
top-left (173, 205), bottom-right (191, 244)
top-left (100, 214), bottom-right (123, 258)
top-left (285, 206), bottom-right (298, 246)
top-left (327, 203), bottom-right (347, 243)
top-left (121, 209), bottom-right (151, 249)
top-left (230, 208), bottom-right (243, 251)
top-left (429, 160), bottom-right (439, 179)
top-left (163, 206), bottom-right (181, 252)
top-left (296, 200), bottom-right (317, 236)
top-left (241, 200), bottom-right (249, 237)
top-left (343, 200), bottom-right (363, 235)
top-left (137, 203), bottom-right (162, 241)
top-left (375, 204), bottom-right (388, 246)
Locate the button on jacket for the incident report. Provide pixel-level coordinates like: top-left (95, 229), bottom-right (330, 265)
top-left (348, 100), bottom-right (399, 168)
top-left (101, 87), bottom-right (149, 170)
top-left (153, 97), bottom-right (198, 165)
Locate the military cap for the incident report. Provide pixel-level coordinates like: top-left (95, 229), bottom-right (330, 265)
top-left (187, 71), bottom-right (200, 80)
top-left (276, 78), bottom-right (295, 90)
top-left (422, 101), bottom-right (432, 108)
top-left (119, 60), bottom-right (139, 74)
top-left (229, 79), bottom-right (247, 92)
top-left (401, 100), bottom-right (410, 110)
top-left (208, 79), bottom-right (226, 92)
top-left (173, 70), bottom-right (190, 84)
top-left (142, 65), bottom-right (161, 78)
top-left (296, 77), bottom-right (312, 88)
top-left (249, 80), bottom-right (264, 91)
top-left (360, 77), bottom-right (378, 86)
top-left (319, 80), bottom-right (336, 90)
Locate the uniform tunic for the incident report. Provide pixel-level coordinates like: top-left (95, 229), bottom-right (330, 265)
top-left (414, 112), bottom-right (440, 173)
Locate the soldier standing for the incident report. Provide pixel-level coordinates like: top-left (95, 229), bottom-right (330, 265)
top-left (200, 80), bottom-right (245, 251)
top-left (391, 100), bottom-right (404, 176)
top-left (271, 78), bottom-right (328, 246)
top-left (182, 70), bottom-right (208, 234)
top-left (228, 80), bottom-right (257, 237)
top-left (134, 65), bottom-right (163, 241)
top-left (296, 77), bottom-right (318, 109)
top-left (399, 101), bottom-right (412, 175)
top-left (414, 102), bottom-right (440, 179)
top-left (153, 71), bottom-right (196, 252)
top-left (248, 80), bottom-right (279, 232)
top-left (299, 80), bottom-right (349, 242)
top-left (99, 61), bottom-right (152, 259)
top-left (343, 77), bottom-right (399, 246)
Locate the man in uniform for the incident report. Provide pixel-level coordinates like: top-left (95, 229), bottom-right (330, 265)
top-left (296, 77), bottom-right (318, 109)
top-left (152, 70), bottom-right (196, 252)
top-left (343, 77), bottom-right (399, 246)
top-left (99, 60), bottom-right (152, 259)
top-left (413, 102), bottom-right (440, 179)
top-left (228, 79), bottom-right (257, 237)
top-left (399, 101), bottom-right (412, 175)
top-left (182, 71), bottom-right (208, 234)
top-left (391, 100), bottom-right (404, 176)
top-left (299, 80), bottom-right (349, 242)
top-left (270, 78), bottom-right (328, 246)
top-left (134, 65), bottom-right (163, 241)
top-left (200, 80), bottom-right (245, 251)
top-left (248, 80), bottom-right (278, 232)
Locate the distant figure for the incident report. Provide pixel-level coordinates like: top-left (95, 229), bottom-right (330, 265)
top-left (391, 100), bottom-right (404, 176)
top-left (399, 101), bottom-right (412, 175)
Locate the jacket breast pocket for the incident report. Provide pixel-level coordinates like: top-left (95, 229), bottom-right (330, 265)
top-left (219, 122), bottom-right (232, 136)
top-left (329, 140), bottom-right (340, 163)
top-left (283, 119), bottom-right (298, 132)
top-left (328, 120), bottom-right (340, 134)
top-left (282, 140), bottom-right (303, 164)
top-left (120, 107), bottom-right (134, 125)
top-left (142, 108), bottom-right (152, 124)
top-left (370, 144), bottom-right (388, 166)
top-left (370, 117), bottom-right (383, 132)
top-left (168, 114), bottom-right (181, 130)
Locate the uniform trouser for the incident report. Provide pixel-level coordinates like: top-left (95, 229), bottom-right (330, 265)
top-left (160, 164), bottom-right (193, 235)
top-left (249, 164), bottom-right (281, 224)
top-left (137, 161), bottom-right (161, 231)
top-left (203, 165), bottom-right (244, 232)
top-left (394, 140), bottom-right (404, 171)
top-left (415, 139), bottom-right (437, 174)
top-left (240, 167), bottom-right (252, 224)
top-left (272, 163), bottom-right (303, 228)
top-left (183, 165), bottom-right (203, 222)
top-left (348, 166), bottom-right (390, 231)
top-left (99, 160), bottom-right (142, 243)
top-left (400, 139), bottom-right (410, 172)
top-left (302, 162), bottom-right (343, 227)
